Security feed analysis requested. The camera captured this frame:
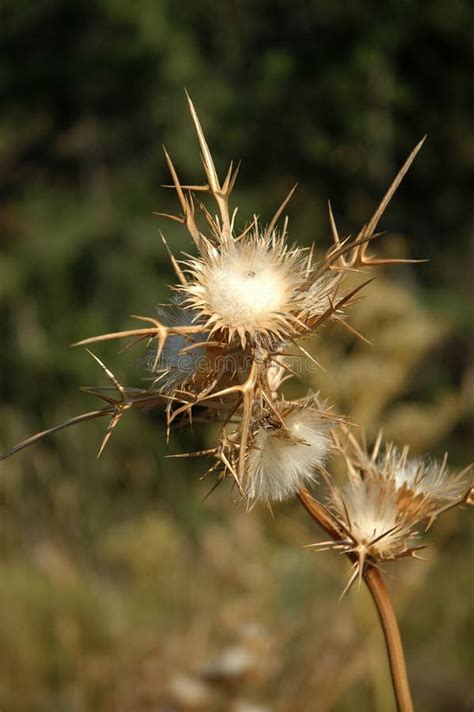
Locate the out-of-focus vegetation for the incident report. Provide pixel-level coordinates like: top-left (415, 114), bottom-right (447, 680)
top-left (0, 1), bottom-right (472, 710)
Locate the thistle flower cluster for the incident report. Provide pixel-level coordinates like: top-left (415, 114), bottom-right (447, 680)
top-left (1, 96), bottom-right (470, 584)
top-left (307, 431), bottom-right (470, 592)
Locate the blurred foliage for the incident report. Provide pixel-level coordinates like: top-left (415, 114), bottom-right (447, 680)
top-left (0, 1), bottom-right (473, 710)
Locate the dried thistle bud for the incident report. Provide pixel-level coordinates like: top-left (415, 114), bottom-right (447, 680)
top-left (306, 431), bottom-right (471, 593)
top-left (244, 402), bottom-right (333, 503)
top-left (329, 477), bottom-right (416, 562)
top-left (311, 476), bottom-right (421, 593)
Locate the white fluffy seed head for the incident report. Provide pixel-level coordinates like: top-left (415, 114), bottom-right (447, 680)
top-left (245, 407), bottom-right (331, 503)
top-left (331, 478), bottom-right (413, 561)
top-left (381, 449), bottom-right (467, 504)
top-left (182, 234), bottom-right (311, 347)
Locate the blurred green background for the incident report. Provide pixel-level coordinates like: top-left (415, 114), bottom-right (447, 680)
top-left (0, 1), bottom-right (473, 710)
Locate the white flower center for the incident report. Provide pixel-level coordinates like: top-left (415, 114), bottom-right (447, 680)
top-left (205, 250), bottom-right (291, 329)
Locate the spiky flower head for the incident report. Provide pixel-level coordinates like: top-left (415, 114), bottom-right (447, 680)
top-left (329, 477), bottom-right (416, 563)
top-left (304, 429), bottom-right (472, 593)
top-left (243, 401), bottom-right (333, 503)
top-left (307, 475), bottom-right (422, 594)
top-left (181, 232), bottom-right (335, 348)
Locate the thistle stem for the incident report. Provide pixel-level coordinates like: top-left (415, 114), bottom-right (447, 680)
top-left (297, 489), bottom-right (414, 712)
top-left (364, 567), bottom-right (413, 712)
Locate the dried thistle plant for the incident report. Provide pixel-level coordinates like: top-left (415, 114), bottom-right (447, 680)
top-left (1, 94), bottom-right (471, 712)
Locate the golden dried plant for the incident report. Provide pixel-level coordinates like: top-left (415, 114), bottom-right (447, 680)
top-left (0, 95), bottom-right (428, 494)
top-left (1, 94), bottom-right (471, 712)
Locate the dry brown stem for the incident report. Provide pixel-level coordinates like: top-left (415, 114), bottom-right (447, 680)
top-left (297, 488), bottom-right (414, 712)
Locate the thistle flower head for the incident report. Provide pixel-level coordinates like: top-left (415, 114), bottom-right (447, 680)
top-left (305, 474), bottom-right (421, 596)
top-left (305, 431), bottom-right (471, 594)
top-left (244, 401), bottom-right (333, 502)
top-left (330, 477), bottom-right (414, 563)
top-left (182, 232), bottom-right (318, 348)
